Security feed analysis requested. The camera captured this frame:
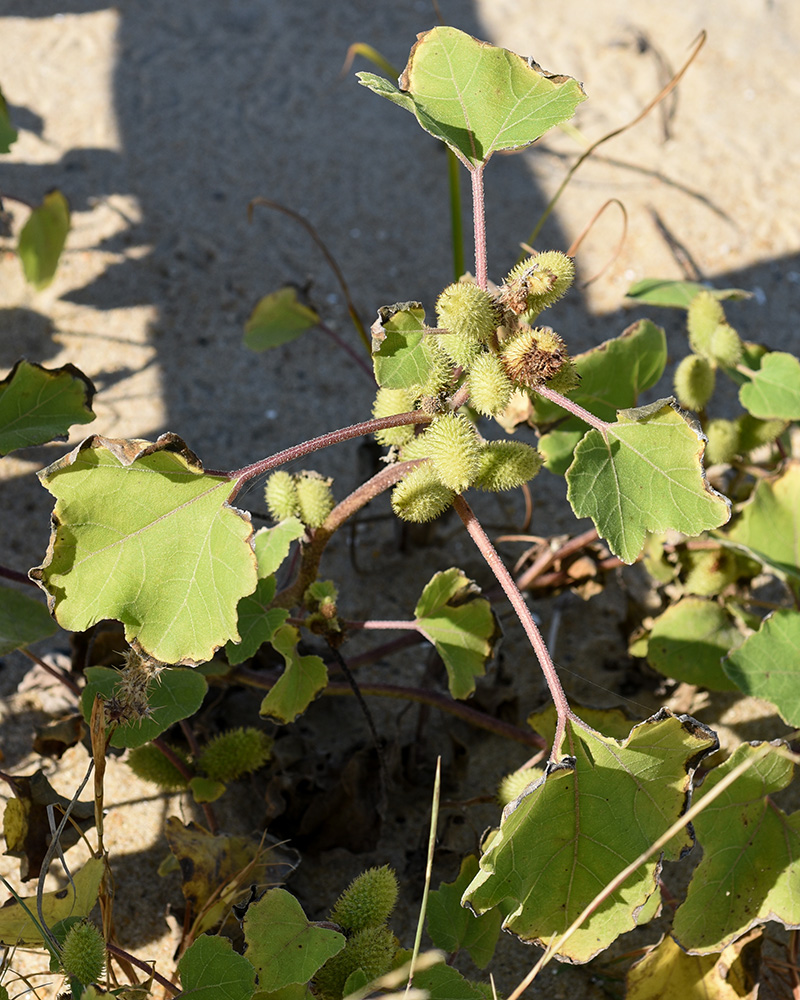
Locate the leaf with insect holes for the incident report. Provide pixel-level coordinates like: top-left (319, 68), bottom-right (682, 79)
top-left (31, 434), bottom-right (258, 665)
top-left (723, 609), bottom-right (800, 726)
top-left (414, 568), bottom-right (499, 700)
top-left (625, 279), bottom-right (751, 308)
top-left (533, 320), bottom-right (667, 475)
top-left (243, 888), bottom-right (345, 991)
top-left (739, 351), bottom-right (800, 420)
top-left (245, 287), bottom-right (320, 352)
top-left (463, 710), bottom-right (718, 963)
top-left (178, 935), bottom-right (257, 1000)
top-left (0, 586), bottom-right (56, 655)
top-left (565, 399), bottom-right (731, 563)
top-left (259, 624), bottom-right (327, 724)
top-left (371, 303), bottom-right (437, 390)
top-left (647, 597), bottom-right (742, 692)
top-left (18, 189), bottom-right (70, 289)
top-left (673, 742), bottom-right (800, 953)
top-left (0, 359), bottom-right (95, 456)
top-left (358, 27), bottom-right (586, 169)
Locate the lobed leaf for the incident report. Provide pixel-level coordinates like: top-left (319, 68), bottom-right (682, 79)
top-left (18, 189), bottom-right (70, 289)
top-left (358, 27), bottom-right (586, 169)
top-left (245, 287), bottom-right (319, 352)
top-left (739, 351), bottom-right (800, 420)
top-left (625, 279), bottom-right (751, 308)
top-left (673, 743), bottom-right (800, 953)
top-left (259, 624), bottom-right (327, 723)
top-left (0, 585), bottom-right (56, 655)
top-left (647, 597), bottom-right (741, 692)
top-left (463, 710), bottom-right (718, 963)
top-left (371, 303), bottom-right (435, 390)
top-left (178, 934), bottom-right (257, 1000)
top-left (0, 359), bottom-right (95, 456)
top-left (723, 609), bottom-right (800, 726)
top-left (31, 433), bottom-right (258, 665)
top-left (566, 398), bottom-right (731, 563)
top-left (426, 855), bottom-right (501, 968)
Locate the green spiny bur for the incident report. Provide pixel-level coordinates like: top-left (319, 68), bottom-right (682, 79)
top-left (314, 925), bottom-right (398, 1000)
top-left (126, 743), bottom-right (189, 791)
top-left (687, 290), bottom-right (725, 357)
top-left (416, 340), bottom-right (455, 396)
top-left (372, 387), bottom-right (417, 446)
top-left (436, 282), bottom-right (500, 342)
top-left (498, 766), bottom-right (542, 806)
top-left (501, 251), bottom-right (574, 317)
top-left (60, 921), bottom-right (105, 985)
top-left (543, 355), bottom-right (581, 394)
top-left (709, 322), bottom-right (743, 367)
top-left (681, 548), bottom-right (740, 596)
top-left (674, 354), bottom-right (715, 411)
top-left (198, 727), bottom-right (272, 782)
top-left (295, 471), bottom-right (334, 528)
top-left (704, 417), bottom-right (741, 465)
top-left (737, 413), bottom-right (786, 452)
top-left (392, 463), bottom-right (454, 522)
top-left (474, 441), bottom-right (542, 491)
top-left (424, 412), bottom-right (481, 491)
top-left (330, 865), bottom-right (399, 931)
top-left (499, 326), bottom-right (569, 388)
top-left (467, 352), bottom-right (513, 416)
top-left (436, 329), bottom-right (483, 368)
top-left (265, 470), bottom-right (299, 521)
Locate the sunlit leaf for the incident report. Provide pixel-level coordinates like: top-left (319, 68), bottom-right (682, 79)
top-left (371, 303), bottom-right (435, 390)
top-left (18, 189), bottom-right (70, 289)
top-left (414, 568), bottom-right (499, 699)
top-left (0, 359), bottom-right (95, 456)
top-left (739, 352), bottom-right (800, 420)
top-left (0, 857), bottom-right (104, 945)
top-left (259, 624), bottom-right (327, 724)
top-left (178, 934), bottom-right (257, 1000)
top-left (566, 399), bottom-right (731, 562)
top-left (647, 597), bottom-right (741, 691)
top-left (255, 518), bottom-right (305, 577)
top-left (625, 279), bottom-right (751, 308)
top-left (723, 609), bottom-right (800, 726)
top-left (463, 711), bottom-right (717, 963)
top-left (358, 27), bottom-right (586, 169)
top-left (31, 433), bottom-right (258, 665)
top-left (244, 288), bottom-right (319, 352)
top-left (0, 585), bottom-right (56, 654)
top-left (673, 743), bottom-right (800, 953)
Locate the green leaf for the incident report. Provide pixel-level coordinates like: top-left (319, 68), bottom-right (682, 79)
top-left (414, 568), bottom-right (499, 700)
top-left (371, 304), bottom-right (436, 390)
top-left (0, 857), bottom-right (104, 946)
top-left (358, 27), bottom-right (586, 169)
top-left (625, 279), bottom-right (751, 308)
top-left (80, 665), bottom-right (207, 749)
top-left (254, 519), bottom-right (305, 577)
top-left (18, 189), bottom-right (70, 289)
top-left (673, 743), bottom-right (800, 953)
top-left (0, 86), bottom-right (18, 152)
top-left (410, 964), bottom-right (486, 1000)
top-left (723, 609), bottom-right (800, 726)
top-left (534, 320), bottom-right (667, 474)
top-left (244, 288), bottom-right (319, 352)
top-left (566, 399), bottom-right (731, 563)
top-left (463, 711), bottom-right (718, 963)
top-left (31, 433), bottom-right (258, 665)
top-left (427, 855), bottom-right (501, 968)
top-left (190, 776), bottom-right (227, 803)
top-left (0, 359), bottom-right (96, 456)
top-left (178, 934), bottom-right (257, 1000)
top-left (0, 585), bottom-right (56, 654)
top-left (647, 597), bottom-right (741, 692)
top-left (739, 352), bottom-right (800, 420)
top-left (243, 888), bottom-right (345, 991)
top-left (226, 574), bottom-right (289, 666)
top-left (259, 624), bottom-right (327, 723)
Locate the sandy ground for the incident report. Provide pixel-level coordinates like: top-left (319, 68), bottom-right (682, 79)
top-left (1, 1), bottom-right (799, 997)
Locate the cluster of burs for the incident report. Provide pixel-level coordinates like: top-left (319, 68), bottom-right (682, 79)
top-left (264, 251), bottom-right (577, 527)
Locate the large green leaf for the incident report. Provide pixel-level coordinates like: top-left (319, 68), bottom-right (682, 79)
top-left (243, 888), bottom-right (345, 991)
top-left (673, 743), bottom-right (800, 953)
top-left (80, 665), bottom-right (207, 748)
top-left (647, 597), bottom-right (741, 692)
top-left (463, 710), bottom-right (717, 963)
top-left (259, 624), bottom-right (327, 724)
top-left (244, 288), bottom-right (319, 352)
top-left (31, 433), bottom-right (258, 665)
top-left (625, 279), bottom-right (751, 309)
top-left (426, 855), bottom-right (501, 968)
top-left (371, 303), bottom-right (436, 390)
top-left (254, 518), bottom-right (305, 577)
top-left (414, 568), bottom-right (498, 699)
top-left (358, 27), bottom-right (586, 169)
top-left (723, 609), bottom-right (800, 726)
top-left (739, 352), bottom-right (800, 420)
top-left (566, 399), bottom-right (731, 562)
top-left (0, 585), bottom-right (56, 654)
top-left (0, 359), bottom-right (95, 456)
top-left (18, 189), bottom-right (70, 289)
top-left (0, 86), bottom-right (18, 153)
top-left (534, 320), bottom-right (667, 474)
top-left (178, 934), bottom-right (257, 1000)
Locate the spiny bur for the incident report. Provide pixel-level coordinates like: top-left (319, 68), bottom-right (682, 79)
top-left (330, 865), bottom-right (399, 932)
top-left (681, 548), bottom-right (740, 597)
top-left (703, 418), bottom-right (741, 466)
top-left (436, 281), bottom-right (500, 342)
top-left (687, 290), bottom-right (725, 357)
top-left (295, 471), bottom-right (334, 528)
top-left (674, 354), bottom-right (715, 411)
top-left (737, 414), bottom-right (786, 453)
top-left (198, 727), bottom-right (273, 783)
top-left (499, 326), bottom-right (569, 388)
top-left (372, 387), bottom-right (417, 447)
top-left (498, 766), bottom-right (543, 806)
top-left (709, 322), bottom-right (743, 368)
top-left (474, 441), bottom-right (542, 492)
top-left (126, 743), bottom-right (189, 791)
top-left (424, 412), bottom-right (481, 492)
top-left (105, 647), bottom-right (161, 727)
top-left (264, 470), bottom-right (299, 522)
top-left (467, 352), bottom-right (513, 416)
top-left (313, 925), bottom-right (398, 1000)
top-left (391, 462), bottom-right (454, 523)
top-left (415, 340), bottom-right (455, 397)
top-left (436, 329), bottom-right (483, 368)
top-left (500, 251), bottom-right (574, 317)
top-left (60, 921), bottom-right (105, 986)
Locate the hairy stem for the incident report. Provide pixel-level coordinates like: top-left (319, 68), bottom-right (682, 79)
top-left (0, 563), bottom-right (37, 586)
top-left (533, 383), bottom-right (609, 432)
top-left (453, 495), bottom-right (570, 760)
top-left (471, 165), bottom-right (488, 289)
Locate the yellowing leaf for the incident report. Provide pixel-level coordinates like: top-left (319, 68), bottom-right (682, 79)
top-left (18, 189), bottom-right (70, 289)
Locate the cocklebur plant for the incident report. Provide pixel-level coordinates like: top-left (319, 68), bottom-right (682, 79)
top-left (0, 23), bottom-right (799, 999)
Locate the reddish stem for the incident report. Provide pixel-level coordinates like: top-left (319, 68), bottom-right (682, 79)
top-left (533, 384), bottom-right (609, 433)
top-left (471, 166), bottom-right (488, 289)
top-left (453, 495), bottom-right (571, 761)
top-left (0, 563), bottom-right (37, 586)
